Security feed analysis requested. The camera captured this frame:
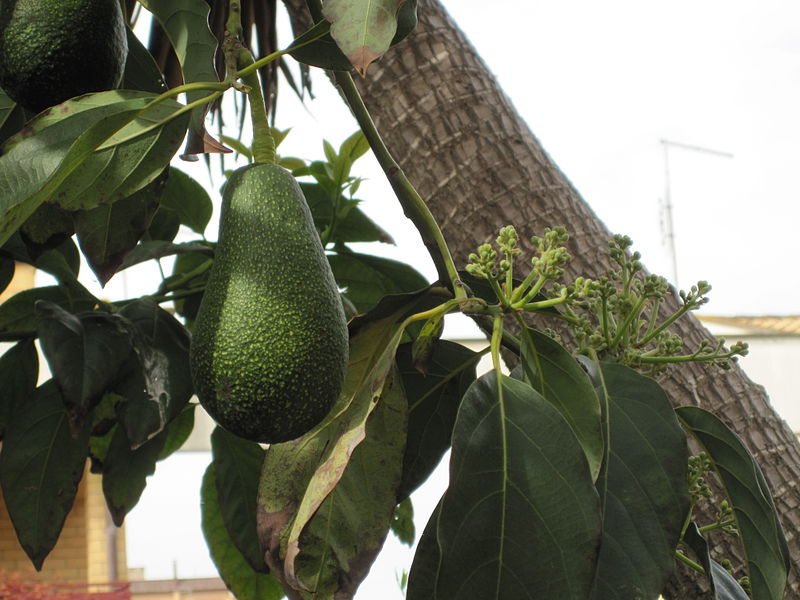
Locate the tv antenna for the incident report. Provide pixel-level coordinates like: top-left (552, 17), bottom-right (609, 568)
top-left (660, 139), bottom-right (734, 288)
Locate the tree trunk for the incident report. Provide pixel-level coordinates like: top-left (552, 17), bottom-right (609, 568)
top-left (283, 0), bottom-right (800, 595)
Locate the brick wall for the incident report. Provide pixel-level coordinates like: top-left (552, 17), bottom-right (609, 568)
top-left (0, 464), bottom-right (127, 584)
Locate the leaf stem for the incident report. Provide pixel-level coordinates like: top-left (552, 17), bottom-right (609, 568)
top-left (674, 551), bottom-right (706, 574)
top-left (237, 50), bottom-right (275, 163)
top-left (332, 71), bottom-right (466, 300)
top-left (490, 314), bottom-right (504, 375)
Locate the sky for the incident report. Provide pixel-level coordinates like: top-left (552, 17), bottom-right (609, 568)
top-left (111, 0), bottom-right (800, 596)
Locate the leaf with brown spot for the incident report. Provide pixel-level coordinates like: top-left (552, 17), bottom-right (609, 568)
top-left (257, 289), bottom-right (431, 597)
top-left (322, 0), bottom-right (407, 76)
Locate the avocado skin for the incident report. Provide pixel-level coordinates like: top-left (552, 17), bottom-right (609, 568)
top-left (0, 0), bottom-right (127, 113)
top-left (190, 163), bottom-right (349, 443)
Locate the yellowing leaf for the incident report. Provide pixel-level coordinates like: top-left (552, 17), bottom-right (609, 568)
top-left (322, 0), bottom-right (406, 76)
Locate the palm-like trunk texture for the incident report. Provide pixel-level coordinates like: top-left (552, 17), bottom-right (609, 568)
top-left (283, 0), bottom-right (799, 595)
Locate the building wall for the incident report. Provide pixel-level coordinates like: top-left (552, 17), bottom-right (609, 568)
top-left (0, 468), bottom-right (88, 581)
top-left (0, 464), bottom-right (127, 584)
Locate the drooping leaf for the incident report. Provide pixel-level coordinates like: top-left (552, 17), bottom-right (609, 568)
top-left (288, 20), bottom-right (352, 71)
top-left (118, 240), bottom-right (212, 271)
top-left (258, 291), bottom-right (431, 590)
top-left (157, 403), bottom-right (196, 460)
top-left (590, 363), bottom-right (690, 600)
top-left (0, 339), bottom-right (39, 441)
top-left (158, 167), bottom-right (214, 234)
top-left (322, 0), bottom-right (406, 76)
top-left (101, 422), bottom-right (167, 526)
top-left (35, 302), bottom-right (134, 422)
top-left (0, 91), bottom-right (188, 246)
top-left (201, 465), bottom-right (284, 600)
top-left (329, 251), bottom-right (428, 313)
top-left (139, 0), bottom-right (222, 157)
top-left (518, 327), bottom-right (603, 481)
top-left (74, 173), bottom-right (165, 284)
top-left (211, 427), bottom-right (269, 574)
top-left (409, 372), bottom-right (602, 600)
top-left (122, 27), bottom-right (168, 94)
top-left (677, 406), bottom-right (789, 600)
top-left (0, 285), bottom-right (96, 336)
top-left (291, 364), bottom-right (407, 597)
top-left (0, 99), bottom-right (147, 246)
top-left (683, 522), bottom-right (750, 599)
top-left (0, 381), bottom-right (90, 569)
top-left (114, 300), bottom-right (193, 447)
top-left (395, 340), bottom-right (479, 500)
top-left (54, 99), bottom-right (187, 211)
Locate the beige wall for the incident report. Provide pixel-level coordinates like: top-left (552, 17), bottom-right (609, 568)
top-left (0, 464), bottom-right (127, 584)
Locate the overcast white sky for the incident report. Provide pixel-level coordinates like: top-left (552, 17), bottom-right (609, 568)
top-left (117, 0), bottom-right (800, 595)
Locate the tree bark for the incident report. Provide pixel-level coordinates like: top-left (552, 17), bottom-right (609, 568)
top-left (282, 0), bottom-right (800, 596)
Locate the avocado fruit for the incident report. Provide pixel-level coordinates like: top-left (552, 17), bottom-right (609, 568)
top-left (0, 0), bottom-right (128, 113)
top-left (190, 163), bottom-right (349, 443)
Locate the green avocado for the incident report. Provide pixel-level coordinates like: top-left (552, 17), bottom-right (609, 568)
top-left (190, 163), bottom-right (349, 443)
top-left (0, 0), bottom-right (127, 113)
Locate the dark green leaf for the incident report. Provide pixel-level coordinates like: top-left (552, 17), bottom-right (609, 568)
top-left (291, 365), bottom-right (407, 596)
top-left (406, 499), bottom-right (441, 599)
top-left (684, 522), bottom-right (750, 599)
top-left (396, 340), bottom-right (478, 500)
top-left (202, 465), bottom-right (284, 600)
top-left (102, 423), bottom-right (167, 526)
top-left (20, 203), bottom-right (74, 248)
top-left (74, 174), bottom-right (164, 284)
top-left (145, 206), bottom-right (181, 242)
top-left (35, 302), bottom-right (133, 421)
top-left (301, 183), bottom-right (393, 244)
top-left (0, 339), bottom-right (38, 440)
top-left (0, 285), bottom-right (96, 336)
top-left (0, 91), bottom-right (186, 246)
top-left (122, 28), bottom-right (167, 94)
top-left (330, 251), bottom-right (429, 313)
top-left (114, 300), bottom-right (193, 447)
top-left (157, 403), bottom-right (196, 460)
top-left (288, 20), bottom-right (352, 71)
top-left (677, 406), bottom-right (789, 600)
top-left (391, 497), bottom-right (415, 546)
top-left (139, 0), bottom-right (219, 157)
top-left (0, 88), bottom-right (28, 146)
top-left (518, 327), bottom-right (603, 480)
top-left (34, 238), bottom-right (82, 283)
top-left (118, 240), bottom-right (212, 271)
top-left (0, 258), bottom-right (15, 297)
top-left (392, 0), bottom-right (418, 45)
top-left (159, 167), bottom-right (214, 234)
top-left (211, 427), bottom-right (268, 574)
top-left (590, 363), bottom-right (689, 600)
top-left (411, 372), bottom-right (602, 600)
top-left (0, 381), bottom-right (90, 569)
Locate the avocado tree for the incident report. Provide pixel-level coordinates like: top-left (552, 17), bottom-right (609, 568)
top-left (0, 1), bottom-right (791, 600)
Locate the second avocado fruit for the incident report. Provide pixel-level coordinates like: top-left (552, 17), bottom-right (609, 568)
top-left (190, 163), bottom-right (349, 444)
top-left (0, 0), bottom-right (127, 113)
